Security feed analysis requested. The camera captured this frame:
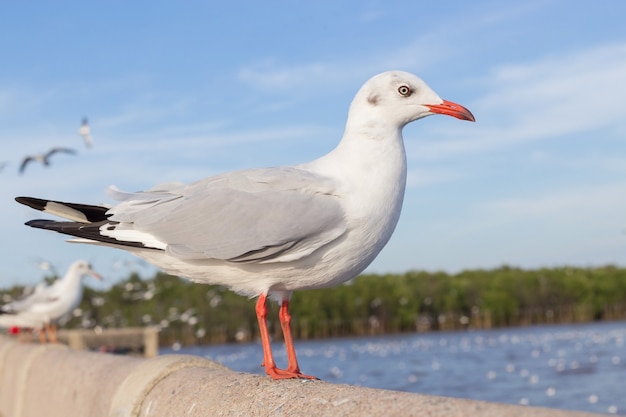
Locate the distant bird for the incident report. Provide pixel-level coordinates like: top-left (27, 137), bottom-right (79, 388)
top-left (16, 71), bottom-right (475, 377)
top-left (0, 161), bottom-right (8, 173)
top-left (34, 258), bottom-right (58, 276)
top-left (79, 117), bottom-right (93, 148)
top-left (0, 260), bottom-right (102, 343)
top-left (19, 147), bottom-right (77, 175)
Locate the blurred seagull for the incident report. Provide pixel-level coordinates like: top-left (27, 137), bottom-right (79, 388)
top-left (0, 260), bottom-right (102, 343)
top-left (0, 161), bottom-right (8, 173)
top-left (19, 147), bottom-right (77, 175)
top-left (79, 117), bottom-right (93, 148)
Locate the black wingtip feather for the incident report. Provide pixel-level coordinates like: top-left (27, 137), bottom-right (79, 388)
top-left (16, 196), bottom-right (110, 223)
top-left (25, 219), bottom-right (58, 228)
top-left (24, 219), bottom-right (161, 251)
top-left (15, 196), bottom-right (47, 211)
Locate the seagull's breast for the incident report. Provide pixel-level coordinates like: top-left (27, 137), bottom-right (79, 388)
top-left (297, 132), bottom-right (408, 287)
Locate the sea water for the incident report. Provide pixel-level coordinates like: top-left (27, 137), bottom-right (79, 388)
top-left (162, 320), bottom-right (626, 415)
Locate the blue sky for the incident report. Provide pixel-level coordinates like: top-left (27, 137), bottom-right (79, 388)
top-left (1, 1), bottom-right (626, 289)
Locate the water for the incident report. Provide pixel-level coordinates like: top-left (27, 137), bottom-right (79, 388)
top-left (161, 320), bottom-right (626, 415)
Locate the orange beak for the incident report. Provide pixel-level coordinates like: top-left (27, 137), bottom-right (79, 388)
top-left (90, 270), bottom-right (103, 281)
top-left (426, 99), bottom-right (475, 122)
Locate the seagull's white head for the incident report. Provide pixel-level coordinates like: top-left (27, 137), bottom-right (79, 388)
top-left (69, 260), bottom-right (103, 282)
top-left (348, 70), bottom-right (475, 129)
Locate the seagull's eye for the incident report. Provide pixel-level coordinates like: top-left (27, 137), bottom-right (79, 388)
top-left (397, 85), bottom-right (411, 96)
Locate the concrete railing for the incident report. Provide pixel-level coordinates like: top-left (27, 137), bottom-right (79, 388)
top-left (56, 327), bottom-right (160, 357)
top-left (0, 335), bottom-right (603, 417)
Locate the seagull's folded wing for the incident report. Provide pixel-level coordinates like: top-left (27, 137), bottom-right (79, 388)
top-left (106, 167), bottom-right (347, 264)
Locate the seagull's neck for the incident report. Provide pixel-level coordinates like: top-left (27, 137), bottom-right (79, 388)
top-left (307, 119), bottom-right (408, 220)
top-left (311, 116), bottom-right (407, 182)
top-left (56, 269), bottom-right (83, 292)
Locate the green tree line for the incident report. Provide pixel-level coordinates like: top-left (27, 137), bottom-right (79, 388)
top-left (3, 265), bottom-right (626, 346)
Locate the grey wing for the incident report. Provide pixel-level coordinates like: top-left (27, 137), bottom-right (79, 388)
top-left (107, 168), bottom-right (347, 263)
top-left (1, 285), bottom-right (54, 314)
top-left (47, 147), bottom-right (76, 156)
top-left (0, 298), bottom-right (30, 314)
top-left (19, 156), bottom-right (35, 174)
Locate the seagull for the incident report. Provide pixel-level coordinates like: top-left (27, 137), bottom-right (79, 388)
top-left (19, 147), bottom-right (77, 175)
top-left (79, 117), bottom-right (93, 148)
top-left (15, 71), bottom-right (474, 377)
top-left (0, 260), bottom-right (102, 343)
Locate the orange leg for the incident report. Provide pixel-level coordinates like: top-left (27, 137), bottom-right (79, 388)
top-left (278, 300), bottom-right (315, 379)
top-left (256, 294), bottom-right (279, 375)
top-left (38, 327), bottom-right (47, 344)
top-left (46, 323), bottom-right (58, 343)
top-left (255, 294), bottom-right (317, 380)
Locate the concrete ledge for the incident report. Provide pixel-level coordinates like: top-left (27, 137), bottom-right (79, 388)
top-left (0, 335), bottom-right (603, 417)
top-left (109, 354), bottom-right (226, 417)
top-left (57, 327), bottom-right (160, 357)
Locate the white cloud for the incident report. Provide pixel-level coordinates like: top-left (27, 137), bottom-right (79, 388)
top-left (479, 42), bottom-right (626, 124)
top-left (410, 41), bottom-right (626, 160)
top-left (96, 96), bottom-right (195, 130)
top-left (238, 60), bottom-right (334, 92)
top-left (236, 34), bottom-right (458, 94)
top-left (478, 182), bottom-right (626, 223)
top-left (235, 2), bottom-right (546, 96)
top-left (0, 84), bottom-right (62, 117)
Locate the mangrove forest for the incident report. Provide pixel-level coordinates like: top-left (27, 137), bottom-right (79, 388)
top-left (2, 265), bottom-right (626, 346)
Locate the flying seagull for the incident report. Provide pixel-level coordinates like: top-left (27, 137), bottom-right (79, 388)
top-left (19, 147), bottom-right (77, 175)
top-left (16, 71), bottom-right (475, 378)
top-left (79, 117), bottom-right (93, 148)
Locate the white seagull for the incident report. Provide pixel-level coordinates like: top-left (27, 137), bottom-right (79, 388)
top-left (0, 260), bottom-right (102, 343)
top-left (19, 147), bottom-right (77, 175)
top-left (16, 71), bottom-right (474, 378)
top-left (79, 117), bottom-right (93, 148)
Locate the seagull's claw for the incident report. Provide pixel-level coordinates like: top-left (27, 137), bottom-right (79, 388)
top-left (264, 366), bottom-right (318, 380)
